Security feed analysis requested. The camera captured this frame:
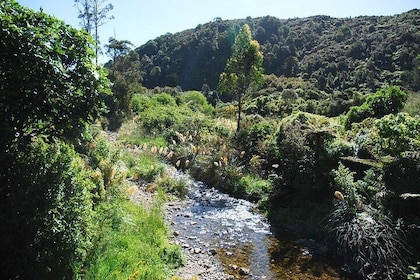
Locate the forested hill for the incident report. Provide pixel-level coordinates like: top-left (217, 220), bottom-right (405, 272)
top-left (136, 10), bottom-right (420, 92)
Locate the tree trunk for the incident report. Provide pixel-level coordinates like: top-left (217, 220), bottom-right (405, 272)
top-left (94, 1), bottom-right (99, 65)
top-left (237, 92), bottom-right (242, 132)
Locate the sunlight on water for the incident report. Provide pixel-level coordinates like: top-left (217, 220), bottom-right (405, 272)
top-left (167, 170), bottom-right (343, 279)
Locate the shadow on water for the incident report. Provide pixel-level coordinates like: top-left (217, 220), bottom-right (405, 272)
top-left (167, 170), bottom-right (346, 279)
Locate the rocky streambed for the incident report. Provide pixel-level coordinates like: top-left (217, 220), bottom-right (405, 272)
top-left (164, 170), bottom-right (343, 280)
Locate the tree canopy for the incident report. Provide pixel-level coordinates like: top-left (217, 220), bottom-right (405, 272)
top-left (218, 24), bottom-right (264, 131)
top-left (0, 0), bottom-right (110, 153)
top-left (74, 0), bottom-right (114, 63)
top-left (134, 11), bottom-right (420, 92)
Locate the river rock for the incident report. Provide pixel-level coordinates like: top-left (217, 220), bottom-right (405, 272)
top-left (229, 264), bottom-right (238, 270)
top-left (209, 248), bottom-right (217, 255)
top-left (191, 247), bottom-right (201, 254)
top-left (239, 267), bottom-right (251, 276)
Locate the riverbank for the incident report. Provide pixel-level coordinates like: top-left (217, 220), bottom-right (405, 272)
top-left (128, 177), bottom-right (228, 280)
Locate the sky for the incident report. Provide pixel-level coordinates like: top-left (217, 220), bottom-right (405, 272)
top-left (17, 0), bottom-right (419, 63)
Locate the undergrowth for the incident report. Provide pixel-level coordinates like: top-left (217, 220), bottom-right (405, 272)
top-left (83, 199), bottom-right (183, 279)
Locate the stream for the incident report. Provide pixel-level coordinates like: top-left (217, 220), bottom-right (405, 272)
top-left (166, 170), bottom-right (343, 279)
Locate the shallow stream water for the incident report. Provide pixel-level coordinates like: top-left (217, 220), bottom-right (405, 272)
top-left (167, 170), bottom-right (343, 279)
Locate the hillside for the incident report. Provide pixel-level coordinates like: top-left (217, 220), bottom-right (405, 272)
top-left (135, 10), bottom-right (420, 92)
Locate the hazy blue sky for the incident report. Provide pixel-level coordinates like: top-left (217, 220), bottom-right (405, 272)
top-left (17, 0), bottom-right (419, 63)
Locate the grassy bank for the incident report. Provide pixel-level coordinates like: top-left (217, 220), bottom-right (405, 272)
top-left (83, 198), bottom-right (183, 279)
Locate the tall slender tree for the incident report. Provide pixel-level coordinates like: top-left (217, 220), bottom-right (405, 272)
top-left (218, 24), bottom-right (264, 132)
top-left (75, 0), bottom-right (114, 64)
top-left (105, 36), bottom-right (133, 75)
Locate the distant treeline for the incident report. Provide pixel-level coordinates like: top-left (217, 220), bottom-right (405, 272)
top-left (133, 10), bottom-right (420, 93)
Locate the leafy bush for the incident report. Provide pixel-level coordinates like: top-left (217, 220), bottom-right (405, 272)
top-left (368, 86), bottom-right (407, 117)
top-left (179, 90), bottom-right (215, 115)
top-left (142, 105), bottom-right (182, 133)
top-left (130, 94), bottom-right (154, 113)
top-left (343, 103), bottom-right (373, 130)
top-left (0, 1), bottom-right (110, 152)
top-left (271, 112), bottom-right (338, 191)
top-left (344, 86), bottom-right (407, 129)
top-left (373, 113), bottom-right (420, 156)
top-left (152, 92), bottom-right (177, 106)
top-left (237, 116), bottom-right (276, 164)
top-left (0, 140), bottom-right (97, 279)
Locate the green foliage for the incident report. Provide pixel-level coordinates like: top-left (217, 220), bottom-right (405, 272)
top-left (155, 175), bottom-right (188, 198)
top-left (121, 151), bottom-right (164, 182)
top-left (179, 90), bottom-right (215, 115)
top-left (344, 86), bottom-right (407, 129)
top-left (83, 200), bottom-right (183, 280)
top-left (131, 93), bottom-right (154, 113)
top-left (0, 140), bottom-right (97, 279)
top-left (0, 0), bottom-right (110, 151)
top-left (105, 50), bottom-right (142, 130)
top-left (82, 133), bottom-right (128, 200)
top-left (142, 105), bottom-right (182, 133)
top-left (367, 86), bottom-right (408, 116)
top-left (237, 117), bottom-right (276, 163)
top-left (271, 112), bottom-right (338, 191)
top-left (218, 24), bottom-right (264, 131)
top-left (343, 103), bottom-right (373, 130)
top-left (239, 175), bottom-right (272, 202)
top-left (373, 113), bottom-right (420, 156)
top-left (218, 24), bottom-right (264, 97)
top-left (152, 92), bottom-right (177, 106)
top-left (135, 12), bottom-right (420, 93)
top-left (328, 164), bottom-right (409, 279)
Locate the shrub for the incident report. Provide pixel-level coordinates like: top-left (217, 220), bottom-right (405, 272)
top-left (142, 106), bottom-right (181, 133)
top-left (343, 86), bottom-right (407, 129)
top-left (130, 94), bottom-right (153, 113)
top-left (368, 86), bottom-right (407, 117)
top-left (271, 112), bottom-right (337, 190)
top-left (0, 1), bottom-right (110, 152)
top-left (152, 92), bottom-right (177, 106)
top-left (0, 140), bottom-right (97, 279)
top-left (373, 113), bottom-right (420, 156)
top-left (237, 117), bottom-right (276, 163)
top-left (179, 90), bottom-right (215, 115)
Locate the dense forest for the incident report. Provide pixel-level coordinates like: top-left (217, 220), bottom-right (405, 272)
top-left (1, 0), bottom-right (420, 279)
top-left (136, 11), bottom-right (420, 93)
